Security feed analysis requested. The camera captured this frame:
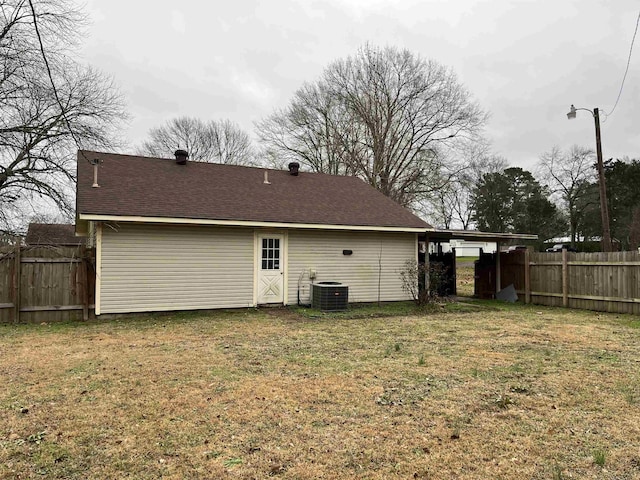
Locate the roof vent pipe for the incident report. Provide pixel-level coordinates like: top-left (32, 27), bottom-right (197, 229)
top-left (174, 149), bottom-right (189, 165)
top-left (288, 162), bottom-right (300, 176)
top-left (88, 158), bottom-right (101, 188)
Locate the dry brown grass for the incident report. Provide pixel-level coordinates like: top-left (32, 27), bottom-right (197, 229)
top-left (456, 266), bottom-right (475, 297)
top-left (456, 263), bottom-right (476, 297)
top-left (1, 305), bottom-right (640, 479)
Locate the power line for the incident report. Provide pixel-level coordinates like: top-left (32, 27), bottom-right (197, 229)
top-left (604, 7), bottom-right (640, 120)
top-left (27, 0), bottom-right (85, 156)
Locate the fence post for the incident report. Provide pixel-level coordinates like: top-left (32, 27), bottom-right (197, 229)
top-left (495, 240), bottom-right (501, 296)
top-left (524, 248), bottom-right (531, 304)
top-left (13, 239), bottom-right (21, 323)
top-left (562, 248), bottom-right (568, 307)
top-left (81, 246), bottom-right (89, 321)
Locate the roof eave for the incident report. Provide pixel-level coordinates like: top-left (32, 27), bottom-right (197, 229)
top-left (77, 213), bottom-right (431, 233)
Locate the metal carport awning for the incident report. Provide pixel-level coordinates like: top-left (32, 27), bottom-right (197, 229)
top-left (419, 229), bottom-right (538, 296)
top-left (421, 229), bottom-right (538, 244)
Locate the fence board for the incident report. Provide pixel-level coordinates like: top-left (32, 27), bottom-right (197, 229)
top-left (506, 250), bottom-right (640, 315)
top-left (0, 245), bottom-right (95, 323)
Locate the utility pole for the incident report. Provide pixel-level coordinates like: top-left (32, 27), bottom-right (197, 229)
top-left (567, 105), bottom-right (613, 252)
top-left (593, 108), bottom-right (613, 252)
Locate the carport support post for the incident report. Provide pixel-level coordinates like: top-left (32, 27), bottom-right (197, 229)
top-left (495, 241), bottom-right (501, 296)
top-left (424, 236), bottom-right (430, 296)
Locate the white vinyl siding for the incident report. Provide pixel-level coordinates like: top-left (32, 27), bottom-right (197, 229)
top-left (287, 230), bottom-right (416, 304)
top-left (99, 223), bottom-right (254, 313)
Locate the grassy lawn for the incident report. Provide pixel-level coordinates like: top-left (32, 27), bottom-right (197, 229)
top-left (456, 256), bottom-right (479, 264)
top-left (456, 262), bottom-right (476, 297)
top-left (450, 256), bottom-right (478, 297)
top-left (1, 304), bottom-right (640, 479)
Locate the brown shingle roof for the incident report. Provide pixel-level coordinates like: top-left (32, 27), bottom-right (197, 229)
top-left (26, 223), bottom-right (82, 246)
top-left (76, 151), bottom-right (431, 230)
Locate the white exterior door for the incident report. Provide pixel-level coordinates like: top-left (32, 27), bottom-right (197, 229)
top-left (257, 235), bottom-right (284, 304)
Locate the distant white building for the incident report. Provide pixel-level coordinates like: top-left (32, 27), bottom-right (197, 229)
top-left (544, 236), bottom-right (584, 244)
top-left (429, 239), bottom-right (497, 256)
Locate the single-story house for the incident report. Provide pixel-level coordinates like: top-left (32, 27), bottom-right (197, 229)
top-left (26, 223), bottom-right (84, 246)
top-left (75, 150), bottom-right (432, 315)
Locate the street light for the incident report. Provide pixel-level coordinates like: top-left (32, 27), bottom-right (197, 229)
top-left (566, 104), bottom-right (612, 252)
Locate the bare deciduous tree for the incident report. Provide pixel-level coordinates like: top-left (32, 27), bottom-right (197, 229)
top-left (538, 145), bottom-right (596, 245)
top-left (139, 117), bottom-right (254, 165)
top-left (0, 0), bottom-right (126, 234)
top-left (420, 141), bottom-right (506, 230)
top-left (257, 44), bottom-right (487, 207)
top-left (257, 83), bottom-right (359, 176)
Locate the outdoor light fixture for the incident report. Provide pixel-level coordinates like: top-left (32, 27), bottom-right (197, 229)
top-left (566, 104), bottom-right (612, 252)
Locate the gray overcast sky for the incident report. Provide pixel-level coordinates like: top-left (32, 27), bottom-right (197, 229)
top-left (81, 0), bottom-right (639, 169)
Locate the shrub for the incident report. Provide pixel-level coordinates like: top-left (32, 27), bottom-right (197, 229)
top-left (399, 260), bottom-right (448, 305)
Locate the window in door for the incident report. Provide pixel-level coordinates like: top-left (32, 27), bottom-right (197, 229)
top-left (261, 238), bottom-right (280, 270)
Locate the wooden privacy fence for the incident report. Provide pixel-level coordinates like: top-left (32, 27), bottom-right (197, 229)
top-left (0, 245), bottom-right (95, 323)
top-left (500, 249), bottom-right (640, 315)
